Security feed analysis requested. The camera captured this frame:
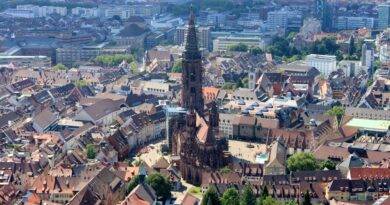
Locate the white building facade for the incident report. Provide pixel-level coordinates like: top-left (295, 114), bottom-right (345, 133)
top-left (306, 54), bottom-right (337, 77)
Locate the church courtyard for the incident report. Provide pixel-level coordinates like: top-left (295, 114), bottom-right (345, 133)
top-left (228, 140), bottom-right (268, 163)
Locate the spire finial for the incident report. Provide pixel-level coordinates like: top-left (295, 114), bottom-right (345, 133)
top-left (183, 4), bottom-right (201, 60)
top-left (189, 4), bottom-right (195, 25)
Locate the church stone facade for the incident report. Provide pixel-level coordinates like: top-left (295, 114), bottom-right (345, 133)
top-left (172, 9), bottom-right (229, 186)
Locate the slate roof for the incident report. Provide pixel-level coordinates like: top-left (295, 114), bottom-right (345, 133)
top-left (118, 109), bottom-right (137, 123)
top-left (83, 99), bottom-right (122, 122)
top-left (9, 78), bottom-right (35, 91)
top-left (149, 110), bottom-right (165, 122)
top-left (337, 153), bottom-right (366, 170)
top-left (0, 111), bottom-right (21, 129)
top-left (33, 108), bottom-right (58, 131)
top-left (32, 90), bottom-right (52, 104)
top-left (49, 83), bottom-right (75, 98)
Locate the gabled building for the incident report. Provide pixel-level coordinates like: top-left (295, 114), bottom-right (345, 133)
top-left (68, 168), bottom-right (127, 205)
top-left (75, 99), bottom-right (124, 126)
top-left (326, 179), bottom-right (390, 202)
top-left (143, 50), bottom-right (174, 72)
top-left (32, 108), bottom-right (59, 133)
top-left (264, 140), bottom-right (287, 175)
top-left (120, 183), bottom-right (158, 205)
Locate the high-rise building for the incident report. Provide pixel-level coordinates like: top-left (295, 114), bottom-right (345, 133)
top-left (318, 0), bottom-right (334, 32)
top-left (379, 43), bottom-right (390, 64)
top-left (361, 43), bottom-right (374, 75)
top-left (335, 16), bottom-right (375, 30)
top-left (378, 4), bottom-right (390, 30)
top-left (198, 27), bottom-right (212, 51)
top-left (16, 4), bottom-right (67, 17)
top-left (266, 9), bottom-right (302, 32)
top-left (174, 25), bottom-right (211, 51)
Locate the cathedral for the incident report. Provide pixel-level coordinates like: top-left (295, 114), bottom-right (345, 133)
top-left (172, 9), bottom-right (229, 186)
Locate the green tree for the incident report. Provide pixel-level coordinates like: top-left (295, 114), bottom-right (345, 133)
top-left (260, 186), bottom-right (269, 199)
top-left (222, 82), bottom-right (236, 90)
top-left (335, 50), bottom-right (344, 61)
top-left (302, 191), bottom-right (312, 205)
top-left (287, 153), bottom-right (318, 172)
top-left (236, 80), bottom-right (244, 88)
top-left (257, 186), bottom-right (269, 205)
top-left (236, 77), bottom-right (249, 88)
top-left (53, 63), bottom-right (68, 71)
top-left (221, 188), bottom-right (240, 205)
top-left (130, 62), bottom-right (138, 74)
top-left (309, 37), bottom-right (340, 56)
top-left (267, 37), bottom-right (291, 57)
top-left (285, 200), bottom-right (298, 205)
top-left (171, 61), bottom-right (182, 73)
top-left (320, 160), bottom-right (336, 170)
top-left (373, 60), bottom-right (382, 73)
top-left (367, 79), bottom-right (374, 87)
top-left (326, 106), bottom-right (345, 125)
top-left (201, 186), bottom-right (221, 205)
top-left (127, 175), bottom-right (142, 194)
top-left (112, 15), bottom-right (121, 22)
top-left (287, 32), bottom-right (297, 42)
top-left (260, 196), bottom-right (281, 205)
top-left (75, 80), bottom-right (88, 88)
top-left (240, 185), bottom-right (256, 205)
top-left (146, 172), bottom-right (172, 200)
top-left (250, 47), bottom-right (264, 55)
top-left (348, 36), bottom-right (355, 56)
top-left (86, 144), bottom-right (96, 159)
top-left (220, 166), bottom-right (232, 174)
top-left (229, 43), bottom-right (248, 52)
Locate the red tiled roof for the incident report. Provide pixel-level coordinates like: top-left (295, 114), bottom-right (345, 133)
top-left (349, 168), bottom-right (390, 180)
top-left (181, 193), bottom-right (200, 205)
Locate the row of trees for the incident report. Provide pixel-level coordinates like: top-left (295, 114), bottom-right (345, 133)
top-left (169, 0), bottom-right (250, 17)
top-left (94, 54), bottom-right (135, 67)
top-left (225, 34), bottom-right (366, 64)
top-left (228, 43), bottom-right (264, 56)
top-left (266, 34), bottom-right (354, 63)
top-left (202, 185), bottom-right (311, 205)
top-left (222, 77), bottom-right (248, 90)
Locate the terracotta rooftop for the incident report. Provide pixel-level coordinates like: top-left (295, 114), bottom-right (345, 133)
top-left (349, 168), bottom-right (390, 180)
top-left (181, 192), bottom-right (200, 205)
